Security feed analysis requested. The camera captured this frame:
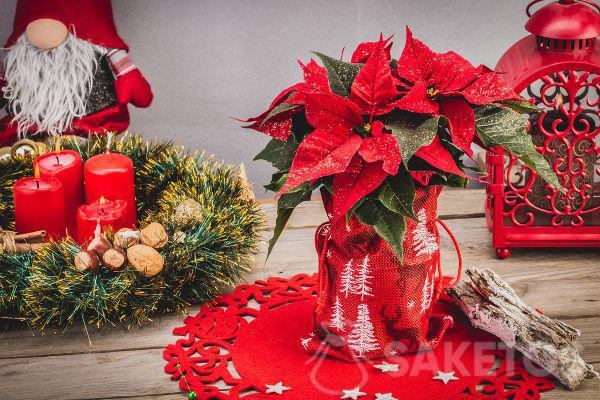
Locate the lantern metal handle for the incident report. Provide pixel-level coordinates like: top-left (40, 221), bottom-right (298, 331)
top-left (526, 0), bottom-right (600, 17)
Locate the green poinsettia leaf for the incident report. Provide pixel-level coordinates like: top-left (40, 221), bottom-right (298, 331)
top-left (291, 112), bottom-right (313, 141)
top-left (475, 104), bottom-right (565, 193)
top-left (497, 99), bottom-right (539, 114)
top-left (279, 183), bottom-right (312, 208)
top-left (268, 205), bottom-right (293, 258)
top-left (355, 199), bottom-right (406, 262)
top-left (254, 137), bottom-right (299, 171)
top-left (427, 172), bottom-right (469, 188)
top-left (264, 171), bottom-right (288, 192)
top-left (313, 51), bottom-right (362, 97)
top-left (385, 115), bottom-right (439, 166)
top-left (346, 197), bottom-right (365, 224)
top-left (260, 101), bottom-right (300, 128)
top-left (378, 167), bottom-right (417, 221)
top-left (267, 186), bottom-right (312, 257)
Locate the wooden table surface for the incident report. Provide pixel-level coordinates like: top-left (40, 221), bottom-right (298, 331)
top-left (1, 189), bottom-right (599, 399)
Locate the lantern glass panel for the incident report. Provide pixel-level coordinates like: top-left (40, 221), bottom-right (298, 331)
top-left (502, 70), bottom-right (600, 228)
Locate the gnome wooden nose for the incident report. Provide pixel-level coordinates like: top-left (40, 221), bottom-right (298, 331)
top-left (25, 18), bottom-right (68, 49)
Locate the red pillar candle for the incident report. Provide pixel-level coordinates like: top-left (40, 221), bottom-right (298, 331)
top-left (84, 152), bottom-right (136, 227)
top-left (13, 167), bottom-right (67, 241)
top-left (77, 197), bottom-right (128, 245)
top-left (33, 149), bottom-right (83, 238)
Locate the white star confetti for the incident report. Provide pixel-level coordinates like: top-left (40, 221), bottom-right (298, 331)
top-left (407, 300), bottom-right (415, 309)
top-left (341, 387), bottom-right (366, 399)
top-left (375, 393), bottom-right (397, 400)
top-left (374, 361), bottom-right (399, 373)
top-left (433, 371), bottom-right (459, 384)
top-left (265, 382), bottom-right (291, 394)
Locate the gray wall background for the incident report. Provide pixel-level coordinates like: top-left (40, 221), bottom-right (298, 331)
top-left (0, 0), bottom-right (531, 198)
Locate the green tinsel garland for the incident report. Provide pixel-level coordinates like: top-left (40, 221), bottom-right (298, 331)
top-left (0, 134), bottom-right (264, 332)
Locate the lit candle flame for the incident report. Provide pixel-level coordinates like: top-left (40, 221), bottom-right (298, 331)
top-left (34, 164), bottom-right (40, 180)
top-left (55, 136), bottom-right (62, 153)
top-left (99, 196), bottom-right (106, 205)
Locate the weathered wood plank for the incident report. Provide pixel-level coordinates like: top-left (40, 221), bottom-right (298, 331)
top-left (1, 218), bottom-right (599, 360)
top-left (0, 348), bottom-right (597, 400)
top-left (259, 189), bottom-right (487, 230)
top-left (0, 348), bottom-right (173, 400)
top-left (0, 314), bottom-right (184, 359)
top-left (255, 218), bottom-right (600, 319)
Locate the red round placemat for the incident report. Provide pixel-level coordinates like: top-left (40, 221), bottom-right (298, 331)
top-left (163, 274), bottom-right (555, 399)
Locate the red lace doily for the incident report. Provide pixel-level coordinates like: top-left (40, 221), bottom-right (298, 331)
top-left (163, 274), bottom-right (555, 399)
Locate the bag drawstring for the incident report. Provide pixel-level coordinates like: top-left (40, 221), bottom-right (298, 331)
top-left (314, 222), bottom-right (332, 311)
top-left (434, 218), bottom-right (463, 299)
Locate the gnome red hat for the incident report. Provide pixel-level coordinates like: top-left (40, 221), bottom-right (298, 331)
top-left (5, 0), bottom-right (128, 50)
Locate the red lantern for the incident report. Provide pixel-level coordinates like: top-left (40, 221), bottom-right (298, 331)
top-left (486, 0), bottom-right (600, 259)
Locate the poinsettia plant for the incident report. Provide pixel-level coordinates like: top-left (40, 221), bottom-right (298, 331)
top-left (243, 28), bottom-right (563, 260)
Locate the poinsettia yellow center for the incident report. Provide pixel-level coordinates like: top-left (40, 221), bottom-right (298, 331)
top-left (364, 123), bottom-right (372, 133)
top-left (427, 85), bottom-right (439, 99)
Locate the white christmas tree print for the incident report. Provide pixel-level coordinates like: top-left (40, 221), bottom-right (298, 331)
top-left (330, 295), bottom-right (346, 331)
top-left (355, 255), bottom-right (374, 300)
top-left (339, 259), bottom-right (355, 298)
top-left (413, 208), bottom-right (439, 257)
top-left (348, 303), bottom-right (380, 357)
top-left (300, 333), bottom-right (315, 350)
top-left (421, 273), bottom-right (434, 314)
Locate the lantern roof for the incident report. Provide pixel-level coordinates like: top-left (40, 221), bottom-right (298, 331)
top-left (526, 0), bottom-right (600, 39)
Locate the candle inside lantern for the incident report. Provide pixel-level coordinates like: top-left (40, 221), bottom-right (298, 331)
top-left (13, 165), bottom-right (67, 241)
top-left (84, 151), bottom-right (136, 227)
top-left (77, 196), bottom-right (128, 245)
top-left (33, 140), bottom-right (83, 238)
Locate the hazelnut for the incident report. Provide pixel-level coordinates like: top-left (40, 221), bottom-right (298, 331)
top-left (74, 251), bottom-right (100, 273)
top-left (114, 228), bottom-right (140, 249)
top-left (87, 236), bottom-right (111, 257)
top-left (102, 248), bottom-right (127, 272)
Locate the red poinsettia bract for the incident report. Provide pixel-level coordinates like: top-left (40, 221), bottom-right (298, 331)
top-left (392, 27), bottom-right (519, 157)
top-left (279, 90), bottom-right (401, 220)
top-left (240, 59), bottom-right (329, 140)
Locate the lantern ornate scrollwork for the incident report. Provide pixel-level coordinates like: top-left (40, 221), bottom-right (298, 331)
top-left (486, 0), bottom-right (600, 258)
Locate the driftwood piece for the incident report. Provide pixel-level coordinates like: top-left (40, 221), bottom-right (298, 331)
top-left (447, 268), bottom-right (599, 390)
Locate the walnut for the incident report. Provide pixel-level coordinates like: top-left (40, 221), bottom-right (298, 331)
top-left (127, 244), bottom-right (163, 277)
top-left (74, 250), bottom-right (100, 273)
top-left (114, 228), bottom-right (140, 249)
top-left (86, 236), bottom-right (111, 257)
top-left (102, 248), bottom-right (127, 272)
top-left (140, 222), bottom-right (168, 249)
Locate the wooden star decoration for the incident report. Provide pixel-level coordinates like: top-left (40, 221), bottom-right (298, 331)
top-left (375, 393), bottom-right (398, 400)
top-left (433, 371), bottom-right (459, 384)
top-left (265, 382), bottom-right (291, 394)
top-left (374, 361), bottom-right (399, 373)
top-left (341, 387), bottom-right (367, 399)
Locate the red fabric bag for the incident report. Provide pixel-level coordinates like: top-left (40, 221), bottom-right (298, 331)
top-left (302, 186), bottom-right (458, 361)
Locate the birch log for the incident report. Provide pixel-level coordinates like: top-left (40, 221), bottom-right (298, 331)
top-left (447, 268), bottom-right (599, 390)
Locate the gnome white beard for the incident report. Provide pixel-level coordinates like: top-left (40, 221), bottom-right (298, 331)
top-left (3, 34), bottom-right (107, 136)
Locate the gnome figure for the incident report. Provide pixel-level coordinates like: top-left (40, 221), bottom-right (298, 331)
top-left (0, 0), bottom-right (153, 146)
